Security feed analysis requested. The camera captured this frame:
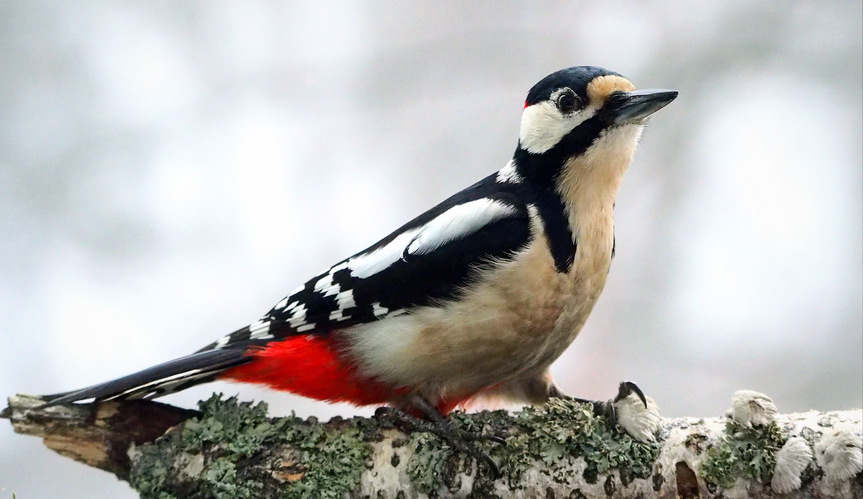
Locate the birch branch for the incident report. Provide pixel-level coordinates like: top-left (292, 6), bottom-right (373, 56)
top-left (3, 392), bottom-right (861, 498)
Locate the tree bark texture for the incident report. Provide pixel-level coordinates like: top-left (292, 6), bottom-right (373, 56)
top-left (3, 393), bottom-right (861, 498)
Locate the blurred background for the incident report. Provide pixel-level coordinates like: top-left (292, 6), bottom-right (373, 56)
top-left (1, 1), bottom-right (860, 497)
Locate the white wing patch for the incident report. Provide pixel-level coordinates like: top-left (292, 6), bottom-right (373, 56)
top-left (347, 229), bottom-right (421, 279)
top-left (346, 199), bottom-right (518, 279)
top-left (406, 199), bottom-right (518, 256)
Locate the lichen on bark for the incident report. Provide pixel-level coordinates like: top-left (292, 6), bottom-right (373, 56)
top-left (4, 392), bottom-right (861, 497)
top-left (129, 395), bottom-right (374, 498)
top-left (129, 395), bottom-right (663, 497)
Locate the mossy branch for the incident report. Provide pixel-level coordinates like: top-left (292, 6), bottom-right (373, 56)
top-left (3, 393), bottom-right (861, 498)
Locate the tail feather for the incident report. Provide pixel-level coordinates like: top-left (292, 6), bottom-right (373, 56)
top-left (39, 348), bottom-right (252, 407)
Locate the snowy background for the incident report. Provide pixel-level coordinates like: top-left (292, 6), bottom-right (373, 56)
top-left (1, 2), bottom-right (860, 497)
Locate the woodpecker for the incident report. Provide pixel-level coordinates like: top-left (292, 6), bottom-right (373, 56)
top-left (41, 67), bottom-right (677, 428)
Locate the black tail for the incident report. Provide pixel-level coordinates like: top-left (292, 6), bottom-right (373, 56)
top-left (39, 348), bottom-right (253, 408)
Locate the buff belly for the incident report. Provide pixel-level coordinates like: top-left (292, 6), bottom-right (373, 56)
top-left (343, 233), bottom-right (613, 403)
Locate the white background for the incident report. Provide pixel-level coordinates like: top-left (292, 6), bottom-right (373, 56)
top-left (1, 2), bottom-right (860, 497)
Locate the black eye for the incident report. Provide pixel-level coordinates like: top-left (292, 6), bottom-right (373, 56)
top-left (556, 91), bottom-right (578, 113)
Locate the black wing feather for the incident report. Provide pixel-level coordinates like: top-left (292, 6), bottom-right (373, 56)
top-left (39, 348), bottom-right (252, 407)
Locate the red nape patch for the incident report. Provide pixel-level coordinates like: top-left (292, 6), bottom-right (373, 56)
top-left (220, 335), bottom-right (404, 406)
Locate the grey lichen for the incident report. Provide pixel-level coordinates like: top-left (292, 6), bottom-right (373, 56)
top-left (129, 394), bottom-right (373, 499)
top-left (700, 419), bottom-right (785, 489)
top-left (5, 391), bottom-right (861, 496)
top-left (399, 409), bottom-right (511, 495)
top-left (405, 431), bottom-right (469, 494)
top-left (408, 398), bottom-right (661, 492)
top-left (507, 398), bottom-right (660, 483)
top-left (391, 398), bottom-right (662, 496)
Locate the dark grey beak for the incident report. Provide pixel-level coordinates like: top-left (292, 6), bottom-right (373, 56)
top-left (601, 89), bottom-right (678, 125)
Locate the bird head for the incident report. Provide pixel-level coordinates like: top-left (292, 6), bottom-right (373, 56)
top-left (515, 66), bottom-right (677, 186)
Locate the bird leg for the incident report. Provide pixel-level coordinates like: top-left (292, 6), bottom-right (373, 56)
top-left (374, 396), bottom-right (501, 478)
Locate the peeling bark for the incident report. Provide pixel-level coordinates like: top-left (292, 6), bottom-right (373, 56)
top-left (2, 395), bottom-right (199, 480)
top-left (3, 394), bottom-right (861, 498)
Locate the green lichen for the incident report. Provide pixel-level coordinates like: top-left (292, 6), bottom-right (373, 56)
top-left (129, 394), bottom-right (372, 499)
top-left (402, 409), bottom-right (513, 496)
top-left (700, 420), bottom-right (786, 489)
top-left (507, 398), bottom-right (660, 485)
top-left (278, 414), bottom-right (372, 499)
top-left (131, 395), bottom-right (660, 497)
top-left (130, 396), bottom-right (276, 498)
top-left (199, 458), bottom-right (262, 498)
top-left (184, 395), bottom-right (277, 456)
top-left (405, 431), bottom-right (460, 494)
top-left (402, 398), bottom-right (660, 494)
top-left (129, 443), bottom-right (177, 499)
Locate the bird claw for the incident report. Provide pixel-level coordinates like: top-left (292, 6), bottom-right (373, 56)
top-left (615, 380), bottom-right (648, 408)
top-left (374, 403), bottom-right (502, 478)
top-left (554, 380), bottom-right (648, 429)
top-left (482, 434), bottom-right (507, 445)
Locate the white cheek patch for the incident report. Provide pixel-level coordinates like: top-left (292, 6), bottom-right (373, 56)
top-left (519, 102), bottom-right (594, 154)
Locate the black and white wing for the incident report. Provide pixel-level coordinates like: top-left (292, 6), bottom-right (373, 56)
top-left (208, 174), bottom-right (534, 349)
top-left (40, 174), bottom-right (536, 406)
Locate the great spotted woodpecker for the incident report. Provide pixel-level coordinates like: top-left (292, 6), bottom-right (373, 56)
top-left (41, 67), bottom-right (676, 435)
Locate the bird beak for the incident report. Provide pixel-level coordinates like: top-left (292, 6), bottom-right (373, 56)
top-left (601, 89), bottom-right (678, 125)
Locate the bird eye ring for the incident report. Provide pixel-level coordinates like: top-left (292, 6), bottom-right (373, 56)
top-left (556, 91), bottom-right (579, 114)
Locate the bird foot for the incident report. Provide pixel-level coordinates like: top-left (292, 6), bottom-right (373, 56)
top-left (550, 380), bottom-right (648, 428)
top-left (374, 400), bottom-right (501, 478)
